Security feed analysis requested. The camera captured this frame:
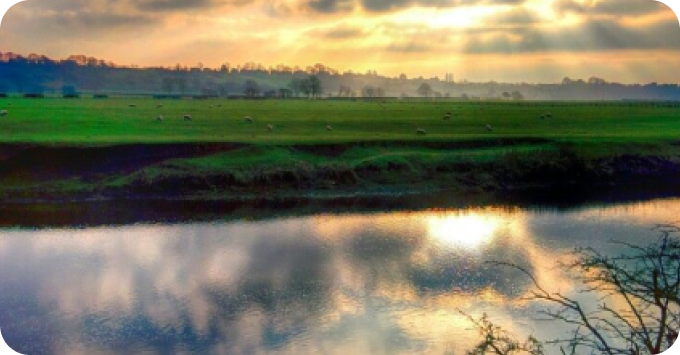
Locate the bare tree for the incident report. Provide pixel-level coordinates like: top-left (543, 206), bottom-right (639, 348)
top-left (478, 225), bottom-right (680, 355)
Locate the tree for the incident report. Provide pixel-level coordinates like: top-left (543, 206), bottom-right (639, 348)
top-left (299, 78), bottom-right (312, 97)
top-left (362, 85), bottom-right (376, 97)
top-left (288, 79), bottom-right (302, 97)
top-left (244, 79), bottom-right (261, 97)
top-left (417, 82), bottom-right (433, 98)
top-left (338, 85), bottom-right (352, 97)
top-left (309, 75), bottom-right (323, 98)
top-left (474, 225), bottom-right (680, 355)
top-left (511, 91), bottom-right (524, 101)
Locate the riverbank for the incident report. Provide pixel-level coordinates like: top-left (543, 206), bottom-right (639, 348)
top-left (1, 140), bottom-right (679, 204)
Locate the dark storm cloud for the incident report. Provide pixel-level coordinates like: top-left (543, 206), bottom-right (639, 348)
top-left (464, 18), bottom-right (680, 53)
top-left (554, 0), bottom-right (669, 17)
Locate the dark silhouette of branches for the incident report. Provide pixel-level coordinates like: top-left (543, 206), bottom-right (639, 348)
top-left (468, 224), bottom-right (679, 355)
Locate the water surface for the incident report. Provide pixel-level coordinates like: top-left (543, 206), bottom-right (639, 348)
top-left (0, 199), bottom-right (678, 355)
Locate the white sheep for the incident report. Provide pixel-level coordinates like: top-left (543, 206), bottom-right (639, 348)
top-left (0, 110), bottom-right (7, 117)
top-left (485, 124), bottom-right (493, 132)
top-left (245, 116), bottom-right (253, 123)
top-left (326, 125), bottom-right (333, 131)
top-left (267, 124), bottom-right (274, 132)
top-left (184, 114), bottom-right (193, 121)
top-left (417, 128), bottom-right (426, 135)
top-left (157, 115), bottom-right (164, 122)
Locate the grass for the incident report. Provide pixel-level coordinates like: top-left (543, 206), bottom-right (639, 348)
top-left (0, 98), bottom-right (678, 145)
top-left (0, 97), bottom-right (679, 201)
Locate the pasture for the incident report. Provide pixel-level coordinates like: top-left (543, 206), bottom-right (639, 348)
top-left (0, 98), bottom-right (678, 145)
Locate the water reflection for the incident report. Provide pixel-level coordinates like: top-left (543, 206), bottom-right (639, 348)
top-left (0, 199), bottom-right (678, 355)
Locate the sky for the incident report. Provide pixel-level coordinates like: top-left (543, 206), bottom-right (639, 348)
top-left (0, 0), bottom-right (679, 82)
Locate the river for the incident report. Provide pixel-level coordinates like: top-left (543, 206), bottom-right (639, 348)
top-left (0, 198), bottom-right (678, 355)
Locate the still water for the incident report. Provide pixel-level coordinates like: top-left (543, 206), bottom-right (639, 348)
top-left (0, 199), bottom-right (678, 355)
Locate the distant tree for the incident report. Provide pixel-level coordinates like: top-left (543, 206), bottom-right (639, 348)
top-left (511, 91), bottom-right (524, 101)
top-left (278, 88), bottom-right (292, 98)
top-left (288, 79), bottom-right (302, 97)
top-left (244, 79), bottom-right (261, 97)
top-left (375, 87), bottom-right (385, 97)
top-left (362, 85), bottom-right (376, 97)
top-left (339, 85), bottom-right (352, 97)
top-left (502, 91), bottom-right (511, 99)
top-left (434, 91), bottom-right (442, 98)
top-left (299, 78), bottom-right (312, 97)
top-left (177, 78), bottom-right (187, 94)
top-left (62, 85), bottom-right (77, 96)
top-left (309, 75), bottom-right (323, 98)
top-left (162, 78), bottom-right (174, 94)
top-left (417, 82), bottom-right (433, 98)
top-left (218, 84), bottom-right (229, 97)
top-left (461, 93), bottom-right (470, 100)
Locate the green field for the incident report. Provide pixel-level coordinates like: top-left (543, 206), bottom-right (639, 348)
top-left (1, 98), bottom-right (679, 144)
top-left (1, 98), bottom-right (679, 201)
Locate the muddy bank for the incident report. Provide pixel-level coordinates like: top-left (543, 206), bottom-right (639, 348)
top-left (0, 142), bottom-right (679, 205)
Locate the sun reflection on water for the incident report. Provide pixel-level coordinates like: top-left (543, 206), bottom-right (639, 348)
top-left (426, 213), bottom-right (501, 249)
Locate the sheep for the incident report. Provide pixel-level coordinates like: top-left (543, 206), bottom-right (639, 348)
top-left (0, 110), bottom-right (7, 117)
top-left (157, 104), bottom-right (163, 109)
top-left (157, 115), bottom-right (164, 122)
top-left (485, 124), bottom-right (493, 132)
top-left (267, 124), bottom-right (274, 132)
top-left (184, 114), bottom-right (193, 121)
top-left (129, 104), bottom-right (136, 108)
top-left (245, 116), bottom-right (253, 123)
top-left (326, 125), bottom-right (333, 131)
top-left (443, 113), bottom-right (451, 120)
top-left (416, 128), bottom-right (427, 135)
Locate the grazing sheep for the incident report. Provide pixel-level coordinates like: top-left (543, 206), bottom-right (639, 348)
top-left (184, 114), bottom-right (193, 121)
top-left (417, 128), bottom-right (427, 135)
top-left (485, 124), bottom-right (493, 132)
top-left (546, 113), bottom-right (553, 118)
top-left (157, 104), bottom-right (163, 108)
top-left (267, 124), bottom-right (274, 132)
top-left (245, 116), bottom-right (253, 123)
top-left (0, 110), bottom-right (7, 117)
top-left (129, 104), bottom-right (136, 108)
top-left (326, 125), bottom-right (333, 131)
top-left (443, 114), bottom-right (451, 120)
top-left (157, 115), bottom-right (164, 122)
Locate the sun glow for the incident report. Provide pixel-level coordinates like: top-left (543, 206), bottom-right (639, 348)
top-left (426, 213), bottom-right (501, 249)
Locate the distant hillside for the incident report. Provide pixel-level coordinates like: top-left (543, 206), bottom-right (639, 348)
top-left (1, 52), bottom-right (679, 101)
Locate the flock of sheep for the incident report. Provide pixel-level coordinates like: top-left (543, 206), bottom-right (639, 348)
top-left (142, 102), bottom-right (534, 136)
top-left (0, 103), bottom-right (555, 137)
top-left (146, 103), bottom-right (336, 133)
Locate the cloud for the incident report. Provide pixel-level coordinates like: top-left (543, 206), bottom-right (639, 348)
top-left (554, 0), bottom-right (669, 17)
top-left (133, 0), bottom-right (248, 12)
top-left (308, 25), bottom-right (367, 39)
top-left (483, 7), bottom-right (539, 25)
top-left (302, 0), bottom-right (525, 14)
top-left (464, 18), bottom-right (680, 53)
